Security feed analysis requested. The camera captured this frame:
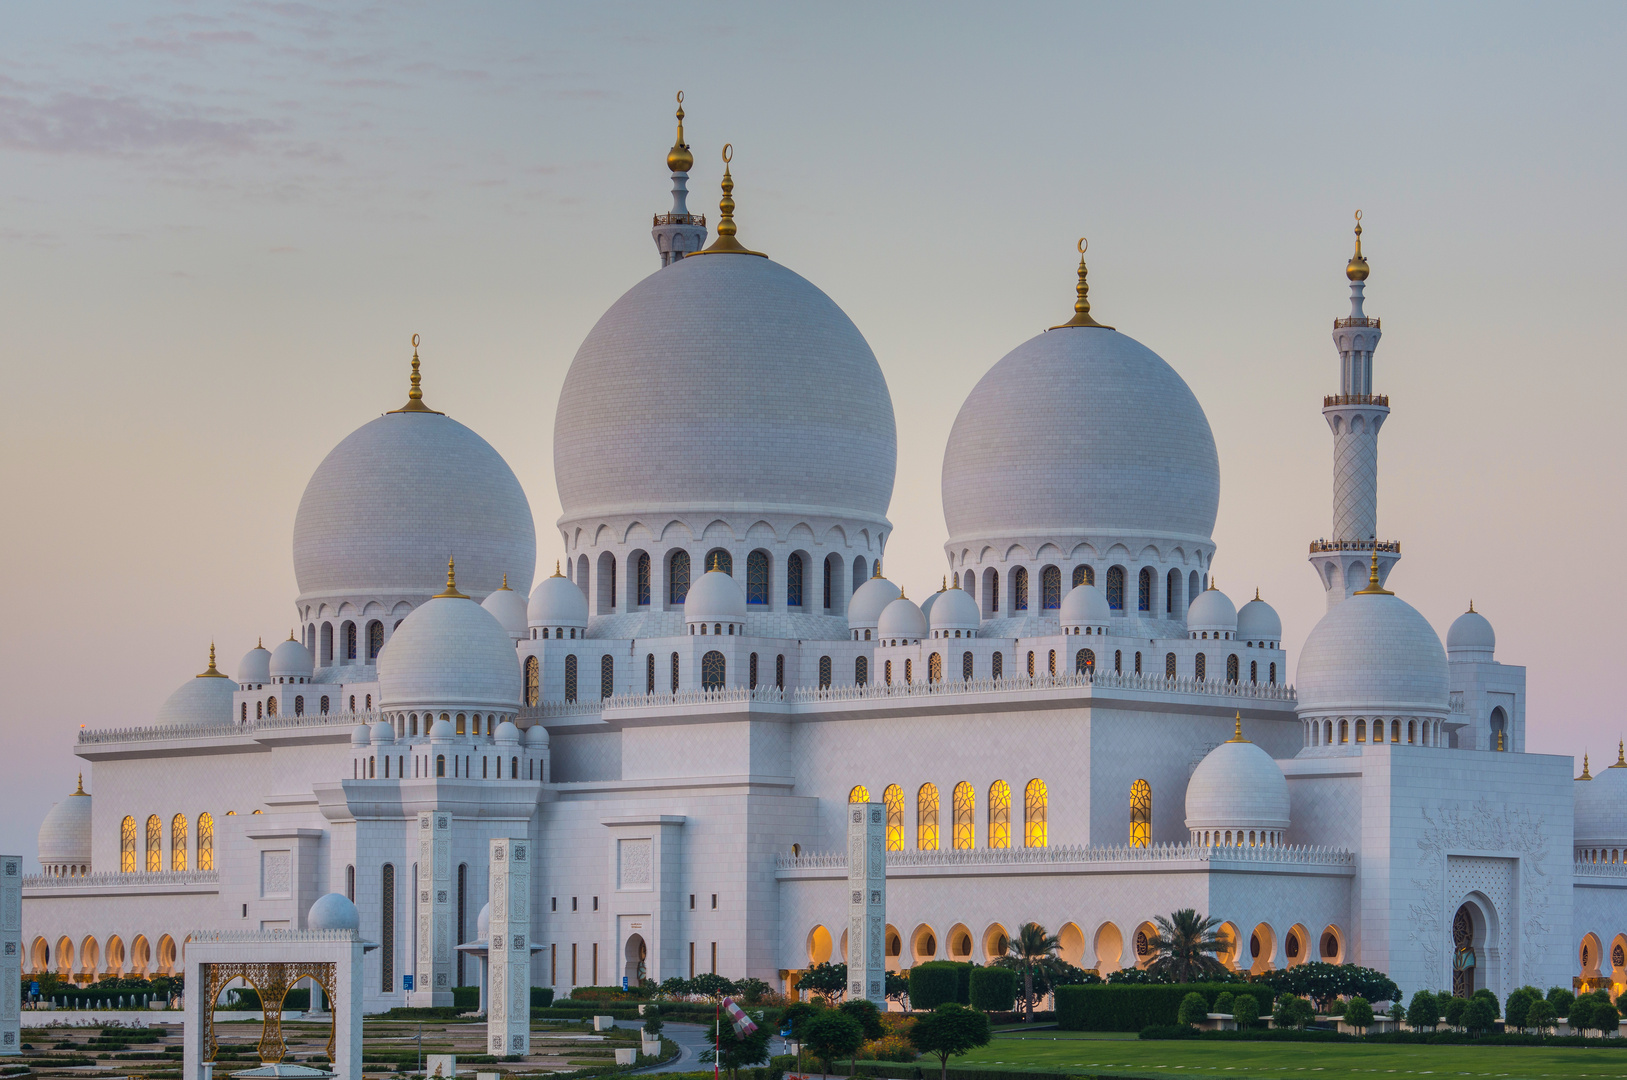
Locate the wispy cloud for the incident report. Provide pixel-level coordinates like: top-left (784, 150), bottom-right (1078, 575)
top-left (0, 88), bottom-right (278, 157)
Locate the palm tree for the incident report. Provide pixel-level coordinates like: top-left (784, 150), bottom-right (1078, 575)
top-left (1006, 922), bottom-right (1060, 1021)
top-left (1144, 909), bottom-right (1229, 982)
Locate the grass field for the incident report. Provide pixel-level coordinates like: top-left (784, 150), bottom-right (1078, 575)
top-left (956, 1029), bottom-right (1627, 1079)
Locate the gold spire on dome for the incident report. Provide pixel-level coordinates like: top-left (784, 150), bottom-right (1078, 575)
top-left (73, 773), bottom-right (87, 796)
top-left (1468, 600), bottom-right (1475, 613)
top-left (553, 560), bottom-right (563, 577)
top-left (667, 91), bottom-right (694, 173)
top-left (1354, 548), bottom-right (1393, 596)
top-left (198, 642), bottom-right (229, 678)
top-left (1612, 740), bottom-right (1627, 769)
top-left (434, 555), bottom-right (468, 599)
top-left (497, 572), bottom-right (511, 591)
top-left (257, 636), bottom-right (264, 649)
top-left (1582, 753), bottom-right (1593, 780)
top-left (1050, 238), bottom-right (1114, 330)
top-left (288, 629), bottom-right (296, 641)
top-left (1227, 712), bottom-right (1249, 743)
top-left (711, 553), bottom-right (723, 573)
top-left (1255, 588), bottom-right (1261, 601)
top-left (388, 334), bottom-right (444, 415)
top-left (940, 576), bottom-right (947, 591)
top-left (873, 561), bottom-right (883, 579)
top-left (1346, 210), bottom-right (1370, 282)
top-left (949, 572), bottom-right (961, 590)
top-left (694, 144), bottom-right (766, 258)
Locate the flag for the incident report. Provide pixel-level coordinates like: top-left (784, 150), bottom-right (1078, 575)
top-left (722, 996), bottom-right (758, 1036)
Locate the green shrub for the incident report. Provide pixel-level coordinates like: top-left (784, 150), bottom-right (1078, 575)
top-left (1344, 997), bottom-right (1374, 1032)
top-left (452, 986), bottom-right (479, 1011)
top-left (1594, 1000), bottom-right (1620, 1035)
top-left (1406, 990), bottom-right (1439, 1030)
top-left (1526, 998), bottom-right (1557, 1032)
top-left (908, 963), bottom-right (962, 1011)
top-left (1176, 993), bottom-right (1208, 1027)
top-left (1232, 994), bottom-right (1259, 1029)
top-left (1326, 998), bottom-right (1346, 1017)
top-left (1546, 987), bottom-right (1575, 1017)
top-left (1442, 996), bottom-right (1467, 1029)
top-left (1212, 992), bottom-right (1235, 1014)
top-left (968, 968), bottom-right (1016, 1013)
top-left (530, 987), bottom-right (555, 1008)
top-left (1272, 995), bottom-right (1315, 1030)
top-left (1055, 983), bottom-right (1272, 1032)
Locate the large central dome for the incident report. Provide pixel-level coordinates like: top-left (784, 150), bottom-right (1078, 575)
top-left (554, 254), bottom-right (897, 526)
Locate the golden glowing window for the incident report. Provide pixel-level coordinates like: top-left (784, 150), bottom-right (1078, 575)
top-left (928, 653), bottom-right (942, 684)
top-left (145, 815), bottom-right (161, 872)
top-left (917, 783), bottom-right (940, 850)
top-left (1129, 779), bottom-right (1151, 848)
top-left (120, 816), bottom-right (137, 873)
top-left (989, 780), bottom-right (1012, 848)
top-left (849, 785), bottom-right (871, 804)
top-left (883, 784), bottom-right (905, 850)
top-left (170, 814), bottom-right (187, 872)
top-left (524, 655), bottom-right (539, 707)
top-left (952, 782), bottom-right (974, 849)
top-left (197, 813), bottom-right (214, 871)
top-left (1024, 778), bottom-right (1048, 848)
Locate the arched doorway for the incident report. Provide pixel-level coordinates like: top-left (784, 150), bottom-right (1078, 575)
top-left (1453, 903), bottom-right (1481, 997)
top-left (807, 926), bottom-right (833, 966)
top-left (1093, 922), bottom-right (1123, 974)
top-left (624, 933), bottom-right (647, 987)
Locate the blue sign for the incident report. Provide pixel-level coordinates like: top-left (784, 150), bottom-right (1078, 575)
top-left (622, 976), bottom-right (629, 989)
top-left (403, 974), bottom-right (415, 990)
top-left (30, 982), bottom-right (39, 995)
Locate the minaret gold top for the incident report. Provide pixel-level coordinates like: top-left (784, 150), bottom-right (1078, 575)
top-left (1050, 238), bottom-right (1113, 330)
top-left (667, 91), bottom-right (694, 173)
top-left (695, 144), bottom-right (766, 257)
top-left (389, 334), bottom-right (444, 414)
top-left (1346, 210), bottom-right (1370, 282)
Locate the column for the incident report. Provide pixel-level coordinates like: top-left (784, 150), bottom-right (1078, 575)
top-left (487, 837), bottom-right (531, 1056)
top-left (847, 804), bottom-right (886, 1006)
top-left (0, 855), bottom-right (18, 1055)
top-left (413, 811), bottom-right (453, 1006)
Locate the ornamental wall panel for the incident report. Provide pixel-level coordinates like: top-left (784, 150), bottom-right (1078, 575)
top-left (488, 837), bottom-right (530, 1056)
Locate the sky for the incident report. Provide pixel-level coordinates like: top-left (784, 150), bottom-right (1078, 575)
top-left (1, 2), bottom-right (1624, 865)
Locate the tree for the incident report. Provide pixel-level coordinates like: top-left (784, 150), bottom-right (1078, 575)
top-left (1546, 987), bottom-right (1575, 1018)
top-left (802, 1010), bottom-right (865, 1076)
top-left (642, 1004), bottom-right (664, 1039)
top-left (885, 970), bottom-right (911, 1010)
top-left (702, 1016), bottom-right (771, 1080)
top-left (779, 1000), bottom-right (825, 1075)
top-left (968, 967), bottom-right (1018, 1013)
top-left (734, 977), bottom-right (772, 1005)
top-left (1273, 995), bottom-right (1315, 1030)
top-left (1345, 996), bottom-right (1374, 1034)
top-left (1213, 992), bottom-right (1235, 1015)
top-left (1570, 993), bottom-right (1598, 1034)
top-left (1503, 987), bottom-right (1536, 1032)
top-left (688, 972), bottom-right (736, 1001)
top-left (1406, 990), bottom-right (1440, 1031)
top-left (1232, 993), bottom-right (1259, 1030)
top-left (1177, 992), bottom-right (1209, 1027)
top-left (1526, 997), bottom-right (1557, 1035)
top-left (1463, 996), bottom-right (1497, 1036)
top-left (838, 998), bottom-right (885, 1075)
top-left (909, 1003), bottom-right (993, 1080)
top-left (798, 962), bottom-right (848, 1003)
top-left (1441, 995), bottom-right (1468, 1030)
top-left (1005, 922), bottom-right (1060, 1022)
top-left (1143, 909), bottom-right (1229, 983)
top-left (1594, 1000), bottom-right (1620, 1036)
top-left (1253, 962), bottom-right (1399, 1011)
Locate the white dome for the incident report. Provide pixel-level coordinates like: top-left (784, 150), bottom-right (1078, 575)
top-left (942, 325), bottom-right (1219, 550)
top-left (525, 723), bottom-right (550, 748)
top-left (1447, 607), bottom-right (1496, 661)
top-left (685, 569), bottom-right (747, 623)
top-left (429, 717), bottom-right (456, 740)
top-left (476, 901), bottom-right (491, 942)
top-left (494, 720), bottom-right (521, 744)
top-left (929, 587), bottom-right (980, 632)
top-left (1236, 592), bottom-right (1282, 643)
top-left (270, 636), bottom-right (314, 679)
top-left (1576, 757), bottom-right (1627, 846)
top-left (528, 570), bottom-right (588, 628)
top-left (877, 596), bottom-right (927, 641)
top-left (370, 720), bottom-right (396, 744)
top-left (1059, 583), bottom-right (1111, 627)
top-left (378, 594), bottom-right (522, 714)
top-left (307, 892), bottom-right (360, 932)
top-left (1185, 730), bottom-right (1291, 838)
top-left (848, 575), bottom-right (902, 630)
top-left (919, 589), bottom-right (942, 622)
top-left (1187, 586), bottom-right (1238, 635)
top-left (293, 408), bottom-right (536, 607)
top-left (350, 724), bottom-right (371, 746)
top-left (554, 253), bottom-right (896, 529)
top-left (238, 643), bottom-right (271, 685)
top-left (37, 781), bottom-right (92, 868)
top-left (156, 653), bottom-right (236, 727)
top-left (1296, 588), bottom-right (1449, 718)
top-left (481, 580), bottom-right (529, 640)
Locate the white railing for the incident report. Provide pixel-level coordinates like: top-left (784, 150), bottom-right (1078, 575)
top-left (517, 700), bottom-right (611, 720)
top-left (78, 711), bottom-right (379, 745)
top-left (189, 928), bottom-right (358, 943)
top-left (1575, 860), bottom-right (1627, 878)
top-left (777, 842), bottom-right (1354, 871)
top-left (24, 870), bottom-right (220, 889)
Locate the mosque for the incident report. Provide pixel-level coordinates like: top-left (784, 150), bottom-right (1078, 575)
top-left (20, 99), bottom-right (1627, 1013)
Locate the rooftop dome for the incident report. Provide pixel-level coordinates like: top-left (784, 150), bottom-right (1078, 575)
top-left (1059, 583), bottom-right (1111, 628)
top-left (307, 892), bottom-right (360, 933)
top-left (238, 641), bottom-right (271, 685)
top-left (1576, 749), bottom-right (1627, 846)
top-left (929, 585), bottom-right (980, 632)
top-left (1447, 605), bottom-right (1496, 662)
top-left (554, 253), bottom-right (897, 529)
top-left (877, 595), bottom-right (927, 641)
top-left (1187, 585), bottom-right (1238, 636)
top-left (848, 574), bottom-right (901, 631)
top-left (1237, 591), bottom-right (1282, 643)
top-left (156, 647), bottom-right (237, 727)
top-left (37, 777), bottom-right (92, 868)
top-left (1185, 721), bottom-right (1291, 840)
top-left (481, 576), bottom-right (529, 641)
top-left (270, 635), bottom-right (314, 680)
top-left (942, 323), bottom-right (1219, 551)
top-left (350, 724), bottom-right (371, 746)
top-left (429, 716), bottom-right (456, 741)
top-left (528, 567), bottom-right (589, 628)
top-left (1296, 576), bottom-right (1449, 719)
top-left (293, 368), bottom-right (536, 607)
top-left (378, 567), bottom-right (522, 714)
top-left (525, 723), bottom-right (550, 748)
top-left (370, 720), bottom-right (396, 744)
top-left (685, 566), bottom-right (747, 623)
top-left (494, 720), bottom-right (521, 744)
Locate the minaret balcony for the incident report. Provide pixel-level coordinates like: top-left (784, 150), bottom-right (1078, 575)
top-left (1323, 393), bottom-right (1388, 407)
top-left (653, 212), bottom-right (706, 226)
top-left (1333, 316), bottom-right (1381, 329)
top-left (1308, 538), bottom-right (1402, 555)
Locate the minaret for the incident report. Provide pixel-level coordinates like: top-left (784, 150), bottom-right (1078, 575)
top-left (651, 91), bottom-right (707, 266)
top-left (1309, 212), bottom-right (1399, 607)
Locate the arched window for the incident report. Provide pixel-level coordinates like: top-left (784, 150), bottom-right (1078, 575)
top-left (345, 621), bottom-right (358, 660)
top-left (436, 754), bottom-right (446, 777)
top-left (952, 782), bottom-right (974, 849)
top-left (819, 656), bottom-right (832, 689)
top-left (928, 653), bottom-right (942, 683)
top-left (823, 556), bottom-right (833, 610)
top-left (1048, 649), bottom-right (1057, 676)
top-left (746, 551), bottom-right (770, 605)
top-left (1024, 779), bottom-right (1048, 847)
top-left (962, 651), bottom-right (973, 680)
top-left (1013, 567), bottom-right (1029, 611)
top-left (1041, 566), bottom-right (1061, 609)
top-left (989, 780), bottom-right (1012, 848)
top-left (776, 654), bottom-right (785, 689)
top-left (669, 550), bottom-right (691, 605)
top-left (1250, 660), bottom-right (1258, 683)
top-left (1106, 566), bottom-right (1125, 610)
top-left (380, 863), bottom-right (396, 991)
top-left (1269, 662), bottom-right (1277, 684)
top-left (170, 814), bottom-right (187, 871)
top-left (904, 658), bottom-right (913, 683)
top-left (510, 756), bottom-right (518, 779)
top-left (1490, 706), bottom-right (1508, 750)
top-left (645, 654), bottom-right (655, 695)
top-left (1073, 564), bottom-right (1094, 588)
top-left (1189, 570), bottom-right (1201, 606)
top-left (1339, 719), bottom-right (1349, 743)
top-left (267, 696), bottom-right (277, 718)
top-left (1026, 651), bottom-right (1035, 677)
top-left (241, 702), bottom-right (247, 722)
top-left (197, 812), bottom-right (214, 870)
top-left (1076, 648), bottom-right (1095, 674)
top-left (522, 655), bottom-right (541, 706)
top-left (600, 655), bottom-right (615, 699)
top-left (320, 622), bottom-right (333, 665)
top-left (917, 783), bottom-right (940, 850)
top-left (671, 652), bottom-right (680, 693)
top-left (991, 652), bottom-right (1003, 680)
top-left (787, 553), bottom-right (804, 607)
top-left (1227, 654), bottom-right (1239, 683)
top-left (1134, 651), bottom-right (1142, 674)
top-left (120, 816), bottom-right (137, 873)
top-left (1138, 568), bottom-right (1152, 612)
top-left (1165, 652), bottom-right (1177, 678)
top-left (564, 655), bottom-right (578, 702)
top-left (849, 785), bottom-right (871, 804)
top-left (1167, 568), bottom-right (1181, 614)
top-left (884, 659), bottom-right (892, 685)
top-left (1195, 653), bottom-right (1206, 681)
top-left (294, 695), bottom-right (305, 716)
top-left (320, 695), bottom-right (330, 715)
top-left (704, 549), bottom-right (733, 576)
top-left (1129, 779), bottom-right (1151, 847)
top-left (637, 553), bottom-right (651, 606)
top-left (1115, 649), bottom-right (1122, 674)
top-left (368, 620), bottom-right (384, 660)
top-left (989, 570), bottom-right (1000, 612)
top-left (701, 651), bottom-right (726, 690)
top-left (146, 815), bottom-right (161, 872)
top-left (856, 656), bottom-right (868, 686)
top-left (883, 785), bottom-right (904, 850)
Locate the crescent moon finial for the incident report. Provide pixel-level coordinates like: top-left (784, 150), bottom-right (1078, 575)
top-left (722, 143), bottom-right (733, 164)
top-left (676, 90), bottom-right (684, 105)
top-left (411, 333), bottom-right (420, 350)
top-left (1078, 237), bottom-right (1088, 255)
top-left (1355, 209), bottom-right (1362, 222)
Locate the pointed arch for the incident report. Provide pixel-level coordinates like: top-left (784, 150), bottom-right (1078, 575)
top-left (988, 780), bottom-right (1011, 848)
top-left (1024, 778), bottom-right (1048, 847)
top-left (883, 784), bottom-right (905, 850)
top-left (952, 781), bottom-right (975, 849)
top-left (917, 783), bottom-right (940, 850)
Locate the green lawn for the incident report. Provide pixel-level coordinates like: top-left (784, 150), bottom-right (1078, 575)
top-left (955, 1030), bottom-right (1627, 1079)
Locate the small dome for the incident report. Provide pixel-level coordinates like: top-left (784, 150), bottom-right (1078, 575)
top-left (1447, 606), bottom-right (1496, 661)
top-left (238, 642), bottom-right (272, 685)
top-left (1185, 727), bottom-right (1290, 838)
top-left (1236, 591), bottom-right (1282, 643)
top-left (156, 651), bottom-right (237, 727)
top-left (1059, 583), bottom-right (1111, 627)
top-left (476, 901), bottom-right (492, 942)
top-left (430, 717), bottom-right (456, 740)
top-left (307, 892), bottom-right (360, 933)
top-left (1187, 585), bottom-right (1238, 635)
top-left (495, 720), bottom-right (521, 744)
top-left (37, 779), bottom-right (92, 868)
top-left (1296, 587), bottom-right (1449, 718)
top-left (877, 596), bottom-right (927, 641)
top-left (848, 575), bottom-right (902, 630)
top-left (370, 720), bottom-right (396, 744)
top-left (1576, 752), bottom-right (1627, 846)
top-left (685, 568), bottom-right (747, 623)
top-left (481, 577), bottom-right (529, 640)
top-left (930, 586), bottom-right (980, 632)
top-left (379, 593), bottom-right (522, 714)
top-left (528, 568), bottom-right (589, 628)
top-left (350, 724), bottom-right (371, 746)
top-left (270, 636), bottom-right (315, 680)
top-left (526, 723), bottom-right (550, 748)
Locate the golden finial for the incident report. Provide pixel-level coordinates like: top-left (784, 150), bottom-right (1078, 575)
top-left (1613, 740), bottom-right (1627, 769)
top-left (1468, 599), bottom-right (1475, 613)
top-left (434, 555), bottom-right (468, 599)
top-left (667, 91), bottom-right (694, 173)
top-left (940, 576), bottom-right (947, 591)
top-left (1227, 712), bottom-right (1248, 743)
top-left (949, 572), bottom-right (960, 590)
top-left (257, 636), bottom-right (264, 649)
top-left (1498, 728), bottom-right (1505, 752)
top-left (710, 553), bottom-right (723, 573)
top-left (1582, 753), bottom-right (1593, 780)
top-left (388, 333), bottom-right (444, 415)
top-left (1346, 210), bottom-right (1369, 282)
top-left (74, 773), bottom-right (87, 796)
top-left (1254, 588), bottom-right (1261, 601)
top-left (498, 572), bottom-right (510, 591)
top-left (695, 144), bottom-right (766, 257)
top-left (553, 560), bottom-right (563, 577)
top-left (198, 642), bottom-right (229, 678)
top-left (1050, 238), bottom-right (1113, 330)
top-left (288, 629), bottom-right (296, 641)
top-left (1354, 547), bottom-right (1393, 595)
top-left (899, 588), bottom-right (907, 600)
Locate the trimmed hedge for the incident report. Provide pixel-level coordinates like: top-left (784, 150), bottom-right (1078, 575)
top-left (531, 986), bottom-right (556, 1008)
top-left (968, 968), bottom-right (1016, 1012)
top-left (909, 961), bottom-right (972, 1010)
top-left (1056, 982), bottom-right (1274, 1031)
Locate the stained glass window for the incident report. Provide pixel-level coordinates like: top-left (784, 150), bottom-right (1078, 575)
top-left (1165, 652), bottom-right (1177, 678)
top-left (702, 650), bottom-right (726, 690)
top-left (819, 655), bottom-right (832, 689)
top-left (1227, 654), bottom-right (1239, 683)
top-left (1073, 564), bottom-right (1094, 588)
top-left (962, 651), bottom-right (973, 680)
top-left (917, 783), bottom-right (940, 850)
top-left (1076, 648), bottom-right (1094, 674)
top-left (146, 815), bottom-right (161, 872)
top-left (646, 654), bottom-right (655, 694)
top-left (991, 652), bottom-right (1003, 680)
top-left (369, 620), bottom-right (384, 659)
top-left (1106, 566), bottom-right (1125, 610)
top-left (884, 785), bottom-right (904, 850)
top-left (524, 656), bottom-right (539, 706)
top-left (671, 652), bottom-right (680, 693)
top-left (1138, 568), bottom-right (1152, 612)
top-left (381, 864), bottom-right (395, 991)
top-left (1129, 779), bottom-right (1151, 848)
top-left (1195, 653), bottom-right (1206, 681)
top-left (855, 656), bottom-right (867, 686)
top-left (600, 655), bottom-right (615, 698)
top-left (1042, 566), bottom-right (1061, 610)
top-left (1013, 567), bottom-right (1028, 611)
top-left (746, 551), bottom-right (769, 605)
top-left (953, 782), bottom-right (974, 849)
top-left (170, 814), bottom-right (187, 871)
top-left (1024, 779), bottom-right (1048, 848)
top-left (750, 652), bottom-right (759, 688)
top-left (197, 813), bottom-right (213, 871)
top-left (928, 653), bottom-right (942, 683)
top-left (850, 785), bottom-right (871, 803)
top-left (565, 655), bottom-right (578, 702)
top-left (121, 816), bottom-right (136, 873)
top-left (669, 551), bottom-right (690, 604)
top-left (787, 554), bottom-right (804, 607)
top-left (988, 781), bottom-right (1011, 848)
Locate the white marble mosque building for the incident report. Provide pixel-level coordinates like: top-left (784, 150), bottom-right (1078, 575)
top-left (21, 102), bottom-right (1627, 1013)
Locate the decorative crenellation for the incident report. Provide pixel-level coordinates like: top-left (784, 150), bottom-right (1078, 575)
top-left (777, 841), bottom-right (1354, 871)
top-left (24, 869), bottom-right (219, 889)
top-left (79, 710), bottom-right (382, 744)
top-left (188, 928), bottom-right (359, 942)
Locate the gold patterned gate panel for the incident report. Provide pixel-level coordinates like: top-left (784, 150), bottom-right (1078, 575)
top-left (200, 962), bottom-right (338, 1065)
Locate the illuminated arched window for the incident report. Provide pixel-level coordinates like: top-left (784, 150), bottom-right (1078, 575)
top-left (819, 656), bottom-right (832, 689)
top-left (636, 552), bottom-right (651, 606)
top-left (170, 814), bottom-right (187, 871)
top-left (524, 656), bottom-right (539, 706)
top-left (883, 785), bottom-right (905, 850)
top-left (1024, 779), bottom-right (1048, 848)
top-left (904, 658), bottom-right (912, 684)
top-left (849, 785), bottom-right (871, 804)
top-left (701, 651), bottom-right (726, 690)
top-left (1106, 566), bottom-right (1125, 610)
top-left (1226, 654), bottom-right (1239, 683)
top-left (855, 656), bottom-right (868, 686)
top-left (928, 653), bottom-right (942, 683)
top-left (1129, 779), bottom-right (1151, 848)
top-left (1013, 567), bottom-right (1029, 611)
top-left (952, 782), bottom-right (974, 849)
top-left (600, 655), bottom-right (615, 698)
top-left (145, 815), bottom-right (162, 872)
top-left (1076, 648), bottom-right (1095, 674)
top-left (120, 816), bottom-right (137, 873)
top-left (884, 659), bottom-right (892, 685)
top-left (917, 783), bottom-right (940, 850)
top-left (1042, 566), bottom-right (1061, 609)
top-left (669, 551), bottom-right (691, 605)
top-left (988, 780), bottom-right (1011, 849)
top-left (197, 813), bottom-right (214, 871)
top-left (1073, 564), bottom-right (1094, 588)
top-left (1048, 650), bottom-right (1057, 676)
top-left (787, 553), bottom-right (804, 607)
top-left (746, 551), bottom-right (770, 605)
top-left (1026, 651), bottom-right (1035, 677)
top-left (564, 655), bottom-right (578, 702)
top-left (266, 696), bottom-right (277, 718)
